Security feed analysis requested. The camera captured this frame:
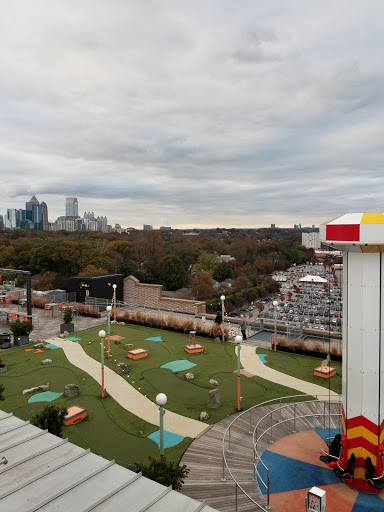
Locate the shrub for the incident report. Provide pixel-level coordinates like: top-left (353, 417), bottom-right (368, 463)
top-left (63, 307), bottom-right (73, 324)
top-left (10, 320), bottom-right (33, 336)
top-left (137, 457), bottom-right (189, 490)
top-left (31, 404), bottom-right (68, 437)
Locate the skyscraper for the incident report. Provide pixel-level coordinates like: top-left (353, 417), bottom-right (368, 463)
top-left (25, 196), bottom-right (42, 230)
top-left (41, 201), bottom-right (49, 230)
top-left (66, 197), bottom-right (78, 218)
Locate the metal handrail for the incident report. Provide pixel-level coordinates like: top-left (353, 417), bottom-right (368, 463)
top-left (221, 394), bottom-right (342, 512)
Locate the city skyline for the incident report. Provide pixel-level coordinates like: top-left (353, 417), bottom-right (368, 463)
top-left (2, 2), bottom-right (384, 228)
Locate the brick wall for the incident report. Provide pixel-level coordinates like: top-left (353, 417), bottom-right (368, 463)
top-left (123, 275), bottom-right (206, 314)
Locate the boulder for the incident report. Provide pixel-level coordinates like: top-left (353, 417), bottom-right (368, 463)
top-left (41, 359), bottom-right (52, 365)
top-left (200, 411), bottom-right (209, 421)
top-left (214, 337), bottom-right (221, 344)
top-left (64, 384), bottom-right (80, 398)
top-left (44, 345), bottom-right (51, 350)
top-left (119, 322), bottom-right (125, 326)
top-left (34, 343), bottom-right (44, 349)
top-left (209, 379), bottom-right (219, 386)
top-left (125, 343), bottom-right (134, 348)
top-left (207, 388), bottom-right (221, 409)
top-left (116, 362), bottom-right (128, 375)
top-left (185, 373), bottom-right (194, 380)
top-left (22, 384), bottom-right (49, 395)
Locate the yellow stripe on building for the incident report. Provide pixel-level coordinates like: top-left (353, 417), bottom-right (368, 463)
top-left (361, 213), bottom-right (384, 224)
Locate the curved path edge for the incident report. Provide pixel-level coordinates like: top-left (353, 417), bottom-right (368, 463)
top-left (48, 336), bottom-right (208, 438)
top-left (240, 345), bottom-right (339, 397)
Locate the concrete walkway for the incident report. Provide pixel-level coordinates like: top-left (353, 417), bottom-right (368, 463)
top-left (240, 345), bottom-right (339, 398)
top-left (48, 336), bottom-right (208, 439)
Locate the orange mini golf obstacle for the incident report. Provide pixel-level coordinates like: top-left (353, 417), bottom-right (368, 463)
top-left (185, 331), bottom-right (204, 353)
top-left (127, 348), bottom-right (148, 360)
top-left (63, 406), bottom-right (87, 426)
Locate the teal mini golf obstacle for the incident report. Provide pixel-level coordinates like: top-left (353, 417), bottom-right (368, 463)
top-left (147, 430), bottom-right (184, 449)
top-left (28, 391), bottom-right (63, 403)
top-left (160, 360), bottom-right (197, 372)
top-left (145, 336), bottom-right (163, 342)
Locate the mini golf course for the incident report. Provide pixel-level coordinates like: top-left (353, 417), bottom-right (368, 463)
top-left (0, 322), bottom-right (340, 468)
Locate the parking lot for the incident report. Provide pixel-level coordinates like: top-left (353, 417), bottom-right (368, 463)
top-left (264, 263), bottom-right (342, 334)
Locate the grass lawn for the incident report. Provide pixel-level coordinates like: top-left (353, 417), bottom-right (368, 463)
top-left (257, 348), bottom-right (342, 394)
top-left (74, 323), bottom-right (308, 423)
top-left (0, 345), bottom-right (190, 465)
top-left (0, 324), bottom-right (317, 468)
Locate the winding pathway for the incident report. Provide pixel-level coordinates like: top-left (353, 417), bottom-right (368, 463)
top-left (48, 336), bottom-right (208, 438)
top-left (240, 344), bottom-right (339, 397)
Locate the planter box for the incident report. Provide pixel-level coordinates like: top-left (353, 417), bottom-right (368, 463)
top-left (14, 335), bottom-right (30, 346)
top-left (0, 333), bottom-right (11, 349)
top-left (60, 323), bottom-right (75, 334)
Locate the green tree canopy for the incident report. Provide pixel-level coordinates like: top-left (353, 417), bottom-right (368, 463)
top-left (212, 261), bottom-right (233, 282)
top-left (154, 254), bottom-right (188, 291)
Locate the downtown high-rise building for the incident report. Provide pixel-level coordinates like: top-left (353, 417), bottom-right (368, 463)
top-left (65, 197), bottom-right (79, 218)
top-left (41, 201), bottom-right (49, 230)
top-left (25, 196), bottom-right (42, 230)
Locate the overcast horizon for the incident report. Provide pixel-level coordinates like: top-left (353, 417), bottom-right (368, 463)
top-left (2, 1), bottom-right (384, 229)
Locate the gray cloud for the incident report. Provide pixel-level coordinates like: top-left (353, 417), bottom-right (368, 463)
top-left (1, 0), bottom-right (384, 228)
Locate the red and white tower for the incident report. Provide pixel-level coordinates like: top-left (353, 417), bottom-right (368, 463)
top-left (320, 213), bottom-right (384, 489)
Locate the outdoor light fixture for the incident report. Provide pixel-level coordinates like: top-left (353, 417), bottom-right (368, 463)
top-left (106, 305), bottom-right (112, 358)
top-left (112, 284), bottom-right (117, 321)
top-left (156, 393), bottom-right (167, 459)
top-left (235, 335), bottom-right (242, 411)
top-left (220, 295), bottom-right (225, 342)
top-left (273, 300), bottom-right (279, 352)
top-left (98, 330), bottom-right (106, 398)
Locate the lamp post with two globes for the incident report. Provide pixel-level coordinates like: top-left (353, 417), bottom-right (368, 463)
top-left (156, 393), bottom-right (167, 459)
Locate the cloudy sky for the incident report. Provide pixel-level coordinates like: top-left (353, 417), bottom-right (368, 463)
top-left (2, 1), bottom-right (384, 229)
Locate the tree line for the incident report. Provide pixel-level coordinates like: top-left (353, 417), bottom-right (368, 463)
top-left (0, 228), bottom-right (314, 305)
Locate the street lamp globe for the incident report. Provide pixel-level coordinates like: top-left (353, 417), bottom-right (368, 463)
top-left (106, 306), bottom-right (112, 312)
top-left (273, 300), bottom-right (279, 307)
top-left (220, 295), bottom-right (225, 302)
top-left (235, 335), bottom-right (242, 344)
top-left (99, 330), bottom-right (106, 338)
top-left (112, 284), bottom-right (117, 290)
top-left (156, 393), bottom-right (167, 406)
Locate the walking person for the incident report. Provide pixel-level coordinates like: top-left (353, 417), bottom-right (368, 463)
top-left (214, 311), bottom-right (222, 325)
top-left (240, 314), bottom-right (247, 340)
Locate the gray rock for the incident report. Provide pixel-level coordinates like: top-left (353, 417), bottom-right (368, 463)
top-left (34, 343), bottom-right (44, 349)
top-left (41, 359), bottom-right (52, 365)
top-left (185, 372), bottom-right (194, 380)
top-left (116, 362), bottom-right (128, 375)
top-left (125, 343), bottom-right (134, 348)
top-left (22, 384), bottom-right (49, 395)
top-left (207, 388), bottom-right (221, 409)
top-left (209, 379), bottom-right (219, 386)
top-left (64, 383), bottom-right (80, 398)
top-left (200, 411), bottom-right (209, 421)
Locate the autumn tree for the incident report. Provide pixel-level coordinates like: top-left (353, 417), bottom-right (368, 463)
top-left (79, 265), bottom-right (108, 276)
top-left (213, 262), bottom-right (233, 282)
top-left (192, 273), bottom-right (214, 300)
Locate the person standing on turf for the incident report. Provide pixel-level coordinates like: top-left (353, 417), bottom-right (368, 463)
top-left (240, 314), bottom-right (247, 340)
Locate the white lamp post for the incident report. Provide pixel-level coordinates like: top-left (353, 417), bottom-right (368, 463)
top-left (106, 305), bottom-right (112, 358)
top-left (235, 335), bottom-right (242, 411)
top-left (220, 295), bottom-right (225, 342)
top-left (99, 330), bottom-right (106, 398)
top-left (112, 284), bottom-right (117, 321)
top-left (156, 393), bottom-right (167, 459)
top-left (273, 300), bottom-right (279, 352)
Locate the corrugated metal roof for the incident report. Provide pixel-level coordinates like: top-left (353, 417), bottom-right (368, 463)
top-left (0, 410), bottom-right (218, 512)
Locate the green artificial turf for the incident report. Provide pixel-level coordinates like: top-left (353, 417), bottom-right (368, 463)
top-left (0, 324), bottom-right (321, 468)
top-left (257, 348), bottom-right (342, 394)
top-left (0, 345), bottom-right (191, 465)
top-left (77, 324), bottom-right (307, 423)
